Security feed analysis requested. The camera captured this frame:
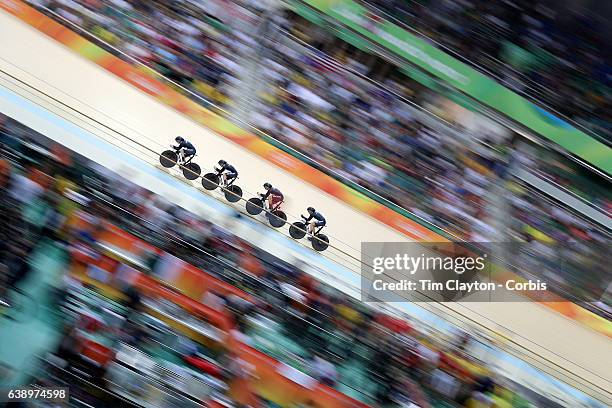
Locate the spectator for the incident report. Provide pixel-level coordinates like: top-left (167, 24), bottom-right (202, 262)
top-left (307, 350), bottom-right (337, 386)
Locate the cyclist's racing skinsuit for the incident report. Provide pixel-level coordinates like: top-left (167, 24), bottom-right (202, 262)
top-left (217, 162), bottom-right (238, 181)
top-left (262, 187), bottom-right (284, 210)
top-left (174, 139), bottom-right (196, 160)
top-left (303, 210), bottom-right (326, 227)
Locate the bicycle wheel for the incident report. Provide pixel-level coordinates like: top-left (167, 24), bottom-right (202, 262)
top-left (246, 197), bottom-right (264, 215)
top-left (269, 210), bottom-right (287, 228)
top-left (202, 173), bottom-right (220, 190)
top-left (160, 150), bottom-right (178, 168)
top-left (312, 234), bottom-right (329, 252)
top-left (224, 185), bottom-right (243, 203)
top-left (182, 163), bottom-right (201, 180)
top-left (289, 222), bottom-right (307, 239)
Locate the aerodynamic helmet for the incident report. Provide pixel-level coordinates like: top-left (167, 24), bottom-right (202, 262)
top-left (307, 207), bottom-right (315, 213)
top-left (218, 159), bottom-right (227, 167)
top-left (175, 136), bottom-right (184, 143)
top-left (263, 182), bottom-right (272, 190)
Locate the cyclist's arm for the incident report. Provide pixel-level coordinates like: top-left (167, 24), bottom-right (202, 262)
top-left (220, 164), bottom-right (233, 175)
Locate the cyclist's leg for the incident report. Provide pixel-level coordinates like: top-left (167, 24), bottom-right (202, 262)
top-left (184, 148), bottom-right (196, 163)
top-left (227, 171), bottom-right (237, 185)
top-left (220, 172), bottom-right (227, 186)
top-left (271, 196), bottom-right (282, 211)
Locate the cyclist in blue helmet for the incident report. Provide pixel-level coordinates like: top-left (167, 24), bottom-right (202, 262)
top-left (215, 159), bottom-right (238, 186)
top-left (173, 136), bottom-right (196, 162)
top-left (301, 206), bottom-right (326, 239)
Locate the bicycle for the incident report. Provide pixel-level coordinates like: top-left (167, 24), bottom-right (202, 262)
top-left (159, 147), bottom-right (202, 180)
top-left (245, 194), bottom-right (287, 228)
top-left (201, 170), bottom-right (243, 203)
top-left (289, 221), bottom-right (330, 251)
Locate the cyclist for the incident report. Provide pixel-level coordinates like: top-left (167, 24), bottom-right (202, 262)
top-left (261, 182), bottom-right (284, 211)
top-left (173, 136), bottom-right (196, 163)
top-left (215, 159), bottom-right (238, 186)
top-left (302, 207), bottom-right (326, 239)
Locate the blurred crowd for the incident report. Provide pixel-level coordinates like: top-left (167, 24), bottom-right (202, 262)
top-left (252, 33), bottom-right (503, 242)
top-left (0, 0), bottom-right (610, 406)
top-left (32, 0), bottom-right (262, 109)
top-left (365, 0), bottom-right (611, 141)
top-left (507, 183), bottom-right (609, 311)
top-left (1, 113), bottom-right (545, 406)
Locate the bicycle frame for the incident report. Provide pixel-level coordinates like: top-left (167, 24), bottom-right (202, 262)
top-left (176, 149), bottom-right (185, 165)
top-left (220, 172), bottom-right (237, 187)
top-left (262, 197), bottom-right (283, 212)
top-left (176, 149), bottom-right (195, 165)
top-left (271, 199), bottom-right (283, 211)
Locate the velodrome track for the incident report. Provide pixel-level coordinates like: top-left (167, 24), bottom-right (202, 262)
top-left (0, 9), bottom-right (610, 404)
